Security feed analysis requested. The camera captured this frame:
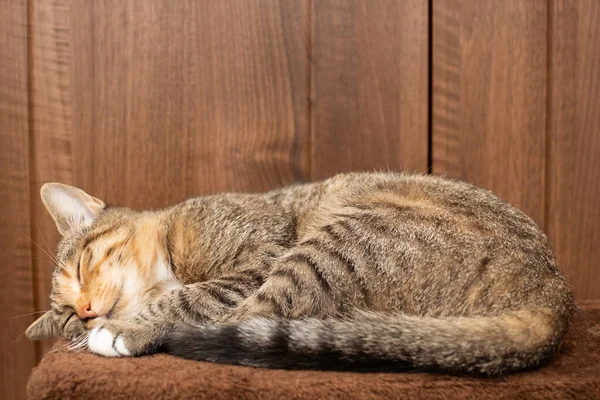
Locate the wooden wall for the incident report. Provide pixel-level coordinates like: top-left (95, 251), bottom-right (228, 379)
top-left (432, 0), bottom-right (600, 305)
top-left (0, 1), bottom-right (36, 399)
top-left (1, 1), bottom-right (598, 398)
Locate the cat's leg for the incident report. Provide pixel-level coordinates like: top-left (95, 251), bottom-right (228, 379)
top-left (223, 225), bottom-right (370, 322)
top-left (87, 267), bottom-right (267, 357)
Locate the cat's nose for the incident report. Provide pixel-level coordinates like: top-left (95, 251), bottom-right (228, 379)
top-left (77, 302), bottom-right (98, 320)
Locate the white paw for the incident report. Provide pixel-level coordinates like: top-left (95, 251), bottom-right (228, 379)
top-left (114, 334), bottom-right (131, 356)
top-left (88, 326), bottom-right (131, 357)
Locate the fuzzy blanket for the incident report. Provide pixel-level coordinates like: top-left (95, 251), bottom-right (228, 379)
top-left (28, 308), bottom-right (600, 400)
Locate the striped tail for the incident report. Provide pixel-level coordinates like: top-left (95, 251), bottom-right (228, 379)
top-left (163, 308), bottom-right (569, 375)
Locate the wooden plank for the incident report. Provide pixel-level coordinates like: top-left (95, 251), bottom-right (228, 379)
top-left (87, 0), bottom-right (310, 202)
top-left (29, 0), bottom-right (82, 357)
top-left (0, 0), bottom-right (37, 398)
top-left (29, 0), bottom-right (310, 355)
top-left (311, 0), bottom-right (428, 178)
top-left (432, 0), bottom-right (547, 225)
top-left (547, 0), bottom-right (600, 302)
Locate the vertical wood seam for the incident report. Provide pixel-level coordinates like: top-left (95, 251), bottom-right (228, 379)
top-left (26, 0), bottom-right (41, 363)
top-left (308, 0), bottom-right (314, 181)
top-left (91, 0), bottom-right (96, 164)
top-left (427, 0), bottom-right (433, 174)
top-left (544, 0), bottom-right (553, 234)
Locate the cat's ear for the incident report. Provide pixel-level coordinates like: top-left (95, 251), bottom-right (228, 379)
top-left (26, 311), bottom-right (60, 341)
top-left (41, 183), bottom-right (106, 235)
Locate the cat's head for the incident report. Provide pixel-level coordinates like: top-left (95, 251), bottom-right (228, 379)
top-left (26, 183), bottom-right (178, 340)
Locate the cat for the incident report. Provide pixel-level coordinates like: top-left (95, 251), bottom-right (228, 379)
top-left (26, 172), bottom-right (575, 375)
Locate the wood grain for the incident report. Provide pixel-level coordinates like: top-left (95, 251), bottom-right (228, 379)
top-left (11, 5), bottom-right (599, 397)
top-left (547, 0), bottom-right (600, 301)
top-left (311, 0), bottom-right (429, 178)
top-left (432, 0), bottom-right (548, 225)
top-left (29, 0), bottom-right (309, 355)
top-left (0, 0), bottom-right (36, 398)
top-left (29, 0), bottom-right (84, 357)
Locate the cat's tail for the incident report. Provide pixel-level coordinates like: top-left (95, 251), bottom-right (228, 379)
top-left (163, 307), bottom-right (571, 375)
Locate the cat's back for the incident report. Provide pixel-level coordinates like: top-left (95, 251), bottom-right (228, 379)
top-left (316, 171), bottom-right (540, 234)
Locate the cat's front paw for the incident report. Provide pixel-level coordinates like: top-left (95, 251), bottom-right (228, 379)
top-left (88, 325), bottom-right (131, 357)
top-left (87, 320), bottom-right (162, 357)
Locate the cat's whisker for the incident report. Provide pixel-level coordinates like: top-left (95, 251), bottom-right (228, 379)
top-left (66, 333), bottom-right (88, 351)
top-left (11, 330), bottom-right (27, 345)
top-left (71, 333), bottom-right (85, 344)
top-left (23, 234), bottom-right (60, 266)
top-left (44, 340), bottom-right (72, 356)
top-left (33, 256), bottom-right (59, 265)
top-left (67, 338), bottom-right (83, 350)
top-left (73, 336), bottom-right (90, 351)
top-left (9, 310), bottom-right (50, 319)
top-left (36, 224), bottom-right (56, 258)
top-left (69, 336), bottom-right (90, 351)
top-left (61, 333), bottom-right (86, 350)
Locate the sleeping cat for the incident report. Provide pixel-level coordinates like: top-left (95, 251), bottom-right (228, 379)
top-left (26, 172), bottom-right (575, 375)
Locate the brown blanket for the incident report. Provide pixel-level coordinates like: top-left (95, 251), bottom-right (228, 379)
top-left (28, 309), bottom-right (600, 400)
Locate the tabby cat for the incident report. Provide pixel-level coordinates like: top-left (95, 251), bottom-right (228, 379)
top-left (26, 172), bottom-right (575, 375)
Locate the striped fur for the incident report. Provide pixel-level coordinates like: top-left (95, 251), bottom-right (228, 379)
top-left (165, 309), bottom-right (561, 375)
top-left (26, 172), bottom-right (575, 375)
